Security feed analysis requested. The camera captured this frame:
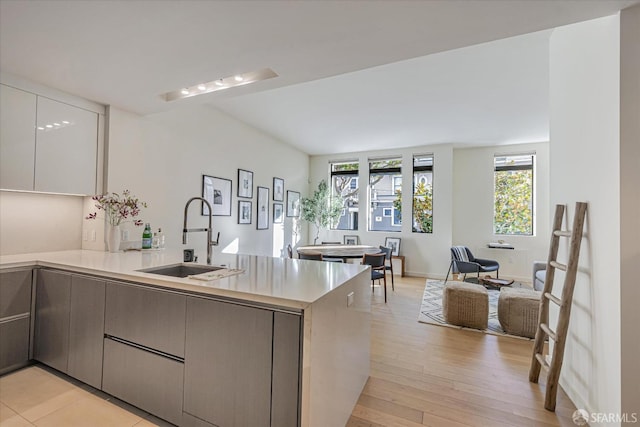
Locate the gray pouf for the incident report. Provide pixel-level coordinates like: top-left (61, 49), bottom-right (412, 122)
top-left (442, 282), bottom-right (489, 330)
top-left (498, 287), bottom-right (542, 338)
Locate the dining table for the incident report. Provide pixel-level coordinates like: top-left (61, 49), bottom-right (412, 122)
top-left (296, 244), bottom-right (382, 263)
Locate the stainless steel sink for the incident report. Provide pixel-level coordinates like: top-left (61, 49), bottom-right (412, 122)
top-left (138, 263), bottom-right (224, 278)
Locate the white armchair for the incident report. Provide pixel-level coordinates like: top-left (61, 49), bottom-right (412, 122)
top-left (532, 261), bottom-right (546, 291)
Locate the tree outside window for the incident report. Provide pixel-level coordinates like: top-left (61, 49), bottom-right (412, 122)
top-left (494, 154), bottom-right (534, 235)
top-left (369, 158), bottom-right (401, 232)
top-left (408, 155), bottom-right (433, 233)
top-left (330, 161), bottom-right (359, 230)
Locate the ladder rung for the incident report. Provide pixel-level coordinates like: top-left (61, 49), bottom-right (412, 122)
top-left (550, 260), bottom-right (567, 271)
top-left (544, 292), bottom-right (562, 306)
top-left (535, 353), bottom-right (550, 370)
top-left (553, 230), bottom-right (572, 237)
top-left (540, 323), bottom-right (558, 341)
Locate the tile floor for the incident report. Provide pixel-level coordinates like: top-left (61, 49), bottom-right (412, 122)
top-left (0, 365), bottom-right (172, 427)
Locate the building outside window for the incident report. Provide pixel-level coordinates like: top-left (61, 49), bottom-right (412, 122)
top-left (494, 153), bottom-right (534, 235)
top-left (412, 155), bottom-right (433, 233)
top-left (369, 157), bottom-right (401, 232)
top-left (330, 161), bottom-right (359, 230)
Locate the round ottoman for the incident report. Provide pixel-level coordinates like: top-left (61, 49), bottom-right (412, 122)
top-left (497, 287), bottom-right (542, 338)
top-left (442, 282), bottom-right (489, 330)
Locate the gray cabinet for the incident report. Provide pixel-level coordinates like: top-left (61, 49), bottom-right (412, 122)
top-left (271, 312), bottom-right (302, 427)
top-left (105, 283), bottom-right (186, 357)
top-left (0, 269), bottom-right (33, 374)
top-left (183, 297), bottom-right (275, 427)
top-left (34, 269), bottom-right (71, 373)
top-left (68, 275), bottom-right (105, 389)
top-left (102, 337), bottom-right (184, 426)
top-left (34, 269), bottom-right (105, 386)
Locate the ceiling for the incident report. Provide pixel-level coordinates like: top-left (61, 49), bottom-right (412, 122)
top-left (1, 0), bottom-right (637, 155)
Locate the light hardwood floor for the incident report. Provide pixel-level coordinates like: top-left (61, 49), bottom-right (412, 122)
top-left (347, 275), bottom-right (577, 427)
top-left (0, 276), bottom-right (577, 427)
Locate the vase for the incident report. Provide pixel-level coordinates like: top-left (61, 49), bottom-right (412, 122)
top-left (106, 224), bottom-right (121, 252)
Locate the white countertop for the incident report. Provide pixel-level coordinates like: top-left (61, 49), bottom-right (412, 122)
top-left (0, 249), bottom-right (368, 310)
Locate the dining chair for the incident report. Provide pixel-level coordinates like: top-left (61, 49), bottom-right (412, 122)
top-left (287, 244), bottom-right (293, 259)
top-left (321, 241), bottom-right (341, 245)
top-left (362, 252), bottom-right (388, 303)
top-left (378, 245), bottom-right (395, 291)
top-left (297, 251), bottom-right (323, 261)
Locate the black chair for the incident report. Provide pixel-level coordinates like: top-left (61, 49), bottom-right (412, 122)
top-left (379, 245), bottom-right (395, 290)
top-left (363, 252), bottom-right (387, 303)
top-left (445, 246), bottom-right (499, 284)
top-left (321, 241), bottom-right (341, 244)
top-left (297, 251), bottom-right (323, 261)
top-left (286, 244), bottom-right (293, 259)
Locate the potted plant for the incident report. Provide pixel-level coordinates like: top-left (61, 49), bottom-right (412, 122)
top-left (86, 190), bottom-right (147, 252)
top-left (301, 180), bottom-right (343, 245)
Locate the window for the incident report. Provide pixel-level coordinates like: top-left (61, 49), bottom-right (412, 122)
top-left (330, 161), bottom-right (359, 230)
top-left (494, 154), bottom-right (534, 235)
top-left (412, 155), bottom-right (433, 233)
top-left (369, 157), bottom-right (401, 231)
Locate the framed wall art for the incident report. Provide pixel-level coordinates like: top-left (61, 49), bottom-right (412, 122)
top-left (385, 237), bottom-right (401, 256)
top-left (344, 235), bottom-right (359, 245)
top-left (238, 200), bottom-right (252, 224)
top-left (202, 175), bottom-right (232, 216)
top-left (286, 190), bottom-right (300, 217)
top-left (237, 169), bottom-right (253, 198)
top-left (257, 186), bottom-right (269, 230)
top-left (273, 177), bottom-right (284, 202)
top-left (273, 203), bottom-right (283, 224)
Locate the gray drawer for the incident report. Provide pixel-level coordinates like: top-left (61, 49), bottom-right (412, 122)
top-left (0, 317), bottom-right (30, 374)
top-left (0, 269), bottom-right (32, 318)
top-left (102, 338), bottom-right (184, 426)
top-left (105, 282), bottom-right (186, 357)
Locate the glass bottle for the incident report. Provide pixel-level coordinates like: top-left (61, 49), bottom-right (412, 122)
top-left (157, 228), bottom-right (165, 249)
top-left (142, 223), bottom-right (152, 249)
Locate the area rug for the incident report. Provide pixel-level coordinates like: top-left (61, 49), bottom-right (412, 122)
top-left (418, 280), bottom-right (532, 340)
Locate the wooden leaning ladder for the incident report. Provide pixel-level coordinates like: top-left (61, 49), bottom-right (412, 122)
top-left (529, 202), bottom-right (588, 411)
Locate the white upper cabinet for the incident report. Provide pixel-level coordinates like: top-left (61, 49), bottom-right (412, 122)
top-left (34, 97), bottom-right (98, 194)
top-left (0, 80), bottom-right (103, 195)
top-left (0, 85), bottom-right (37, 191)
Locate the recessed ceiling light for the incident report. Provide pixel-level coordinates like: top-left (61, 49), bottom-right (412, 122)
top-left (46, 124), bottom-right (53, 128)
top-left (163, 68), bottom-right (278, 102)
top-left (53, 122), bottom-right (61, 126)
top-left (37, 126), bottom-right (45, 130)
top-left (62, 120), bottom-right (70, 124)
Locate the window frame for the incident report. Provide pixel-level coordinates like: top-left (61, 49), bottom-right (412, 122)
top-left (330, 160), bottom-right (359, 230)
top-left (368, 157), bottom-right (402, 232)
top-left (412, 155), bottom-right (434, 234)
top-left (493, 153), bottom-right (535, 236)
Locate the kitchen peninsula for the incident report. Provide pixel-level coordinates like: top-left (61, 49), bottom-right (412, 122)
top-left (0, 249), bottom-right (371, 427)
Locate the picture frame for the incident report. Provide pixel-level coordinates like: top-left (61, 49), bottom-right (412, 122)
top-left (202, 175), bottom-right (232, 216)
top-left (273, 203), bottom-right (284, 224)
top-left (384, 237), bottom-right (401, 256)
top-left (237, 169), bottom-right (253, 198)
top-left (344, 235), bottom-right (359, 245)
top-left (238, 201), bottom-right (252, 224)
top-left (257, 186), bottom-right (269, 230)
top-left (286, 190), bottom-right (300, 217)
top-left (273, 177), bottom-right (284, 202)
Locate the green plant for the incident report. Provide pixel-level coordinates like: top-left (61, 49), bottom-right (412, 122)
top-left (301, 180), bottom-right (343, 244)
top-left (393, 181), bottom-right (433, 233)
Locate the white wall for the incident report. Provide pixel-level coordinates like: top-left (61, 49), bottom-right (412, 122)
top-left (0, 191), bottom-right (83, 255)
top-left (88, 104), bottom-right (309, 259)
top-left (549, 15), bottom-right (621, 419)
top-left (620, 3), bottom-right (640, 418)
top-left (453, 142), bottom-right (550, 282)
